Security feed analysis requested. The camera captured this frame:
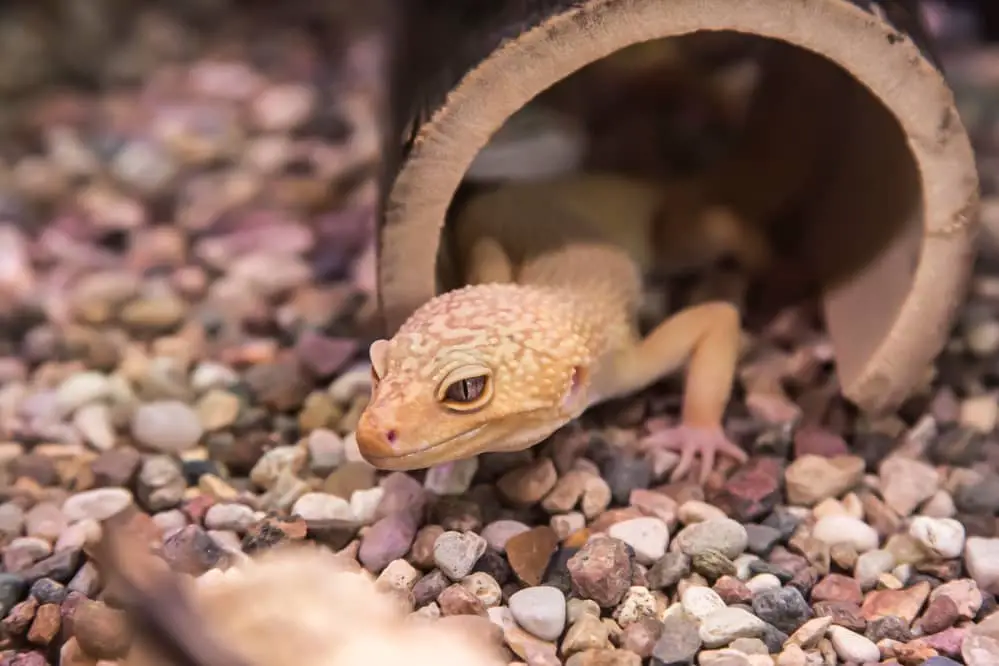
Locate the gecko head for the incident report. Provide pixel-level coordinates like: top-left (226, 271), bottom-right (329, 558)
top-left (354, 285), bottom-right (593, 471)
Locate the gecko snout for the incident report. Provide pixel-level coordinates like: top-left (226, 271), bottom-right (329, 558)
top-left (355, 410), bottom-right (403, 459)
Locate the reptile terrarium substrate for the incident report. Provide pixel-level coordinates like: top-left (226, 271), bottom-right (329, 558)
top-left (374, 0), bottom-right (980, 415)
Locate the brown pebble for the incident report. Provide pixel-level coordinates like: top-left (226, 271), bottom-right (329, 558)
top-left (505, 526), bottom-right (559, 587)
top-left (918, 594), bottom-right (960, 634)
top-left (565, 648), bottom-right (641, 666)
top-left (323, 462), bottom-right (376, 500)
top-left (243, 355), bottom-right (311, 411)
top-left (438, 583), bottom-right (487, 616)
top-left (2, 597), bottom-right (39, 636)
top-left (567, 536), bottom-right (633, 608)
top-left (159, 525), bottom-right (224, 575)
top-left (496, 458), bottom-right (558, 507)
top-left (73, 600), bottom-right (132, 659)
top-left (861, 581), bottom-right (931, 625)
top-left (813, 601), bottom-right (867, 632)
top-left (812, 573), bottom-right (863, 605)
top-left (713, 575), bottom-right (753, 605)
top-left (712, 457), bottom-right (782, 522)
top-left (893, 639), bottom-right (938, 664)
top-left (26, 604), bottom-right (61, 645)
top-left (409, 525), bottom-right (445, 570)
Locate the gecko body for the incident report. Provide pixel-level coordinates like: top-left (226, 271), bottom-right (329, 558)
top-left (356, 173), bottom-right (752, 482)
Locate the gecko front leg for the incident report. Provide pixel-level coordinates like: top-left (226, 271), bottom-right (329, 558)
top-left (603, 301), bottom-right (748, 483)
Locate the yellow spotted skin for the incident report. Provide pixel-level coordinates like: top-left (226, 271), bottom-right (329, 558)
top-left (356, 173), bottom-right (746, 477)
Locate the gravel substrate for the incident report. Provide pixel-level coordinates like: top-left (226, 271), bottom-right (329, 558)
top-left (4, 3), bottom-right (999, 666)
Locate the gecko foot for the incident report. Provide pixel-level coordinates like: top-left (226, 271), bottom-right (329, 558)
top-left (638, 424), bottom-right (748, 484)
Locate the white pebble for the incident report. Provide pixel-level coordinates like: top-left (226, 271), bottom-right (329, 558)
top-left (680, 586), bottom-right (726, 621)
top-left (733, 554), bottom-right (761, 581)
top-left (131, 400), bottom-right (204, 453)
top-left (812, 515), bottom-right (879, 552)
top-left (434, 531), bottom-right (487, 580)
top-left (608, 517), bottom-right (670, 565)
top-left (291, 492), bottom-right (354, 522)
top-left (828, 626), bottom-right (880, 663)
top-left (73, 403), bottom-right (116, 451)
top-left (677, 500), bottom-right (728, 523)
top-left (62, 488), bottom-right (134, 523)
top-left (508, 586), bottom-right (567, 641)
top-left (964, 537), bottom-right (999, 592)
top-left (204, 503), bottom-right (256, 532)
top-left (699, 607), bottom-right (767, 649)
top-left (746, 573), bottom-right (783, 594)
top-left (350, 487), bottom-right (384, 525)
top-left (909, 516), bottom-right (966, 559)
top-left (56, 372), bottom-right (111, 415)
top-left (960, 395), bottom-right (999, 433)
top-left (424, 458), bottom-right (478, 496)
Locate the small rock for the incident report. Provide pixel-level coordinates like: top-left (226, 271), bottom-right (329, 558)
top-left (567, 536), bottom-right (633, 607)
top-left (159, 525), bottom-right (223, 576)
top-left (681, 585), bottom-right (726, 621)
top-left (860, 580), bottom-right (931, 625)
top-left (481, 520), bottom-right (531, 552)
top-left (434, 531), bottom-right (487, 580)
top-left (438, 583), bottom-right (486, 616)
top-left (195, 389), bottom-right (241, 431)
top-left (827, 625), bottom-right (880, 663)
top-left (920, 594), bottom-right (960, 634)
top-left (608, 517), bottom-right (669, 566)
top-left (358, 512), bottom-right (418, 574)
top-left (699, 607), bottom-right (768, 648)
top-left (880, 457), bottom-right (940, 517)
top-left (24, 503), bottom-right (68, 542)
top-left (131, 400), bottom-right (203, 452)
top-left (652, 613), bottom-right (702, 664)
top-left (90, 449), bottom-right (141, 488)
top-left (931, 579), bottom-right (982, 619)
top-left (424, 458), bottom-right (479, 496)
top-left (203, 503), bottom-right (256, 533)
top-left (55, 372), bottom-right (111, 415)
top-left (506, 526), bottom-right (560, 587)
top-left (460, 572), bottom-right (502, 608)
top-left (137, 455), bottom-right (186, 511)
top-left (562, 614), bottom-right (611, 656)
top-left (496, 458), bottom-right (558, 507)
top-left (291, 492), bottom-right (354, 522)
top-left (306, 429), bottom-right (344, 476)
top-left (909, 516), bottom-right (965, 560)
top-left (812, 515), bottom-right (879, 552)
top-left (752, 587), bottom-right (812, 633)
top-left (74, 403), bottom-right (116, 451)
top-left (855, 549), bottom-right (896, 590)
top-left (647, 551), bottom-right (690, 590)
top-left (62, 488), bottom-right (133, 523)
top-left (674, 518), bottom-right (748, 559)
top-left (509, 586), bottom-right (567, 641)
top-left (26, 603), bottom-right (60, 645)
top-left (964, 537), bottom-right (999, 592)
top-left (784, 455), bottom-right (864, 506)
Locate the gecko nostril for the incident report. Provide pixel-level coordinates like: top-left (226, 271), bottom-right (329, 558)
top-left (385, 429), bottom-right (397, 444)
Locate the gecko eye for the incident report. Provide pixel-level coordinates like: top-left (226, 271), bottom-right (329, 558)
top-left (438, 369), bottom-right (493, 411)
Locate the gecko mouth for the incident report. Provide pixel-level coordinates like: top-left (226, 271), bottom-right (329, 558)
top-left (360, 424), bottom-right (489, 470)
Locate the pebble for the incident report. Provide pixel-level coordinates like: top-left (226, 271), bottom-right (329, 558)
top-left (681, 585), bottom-right (726, 621)
top-left (509, 586), bottom-right (567, 641)
top-left (195, 389), bottom-right (241, 431)
top-left (784, 455), bottom-right (864, 506)
top-left (424, 458), bottom-right (479, 496)
top-left (855, 549), bottom-right (896, 590)
top-left (653, 613), bottom-right (702, 664)
top-left (137, 455), bottom-right (186, 511)
top-left (812, 515), bottom-right (880, 552)
top-left (965, 537), bottom-right (999, 591)
top-left (567, 536), bottom-right (633, 607)
top-left (131, 400), bottom-right (204, 452)
top-left (909, 516), bottom-right (966, 559)
top-left (433, 530), bottom-right (487, 580)
top-left (699, 607), bottom-right (768, 648)
top-left (607, 517), bottom-right (670, 565)
top-left (203, 503), bottom-right (256, 532)
top-left (291, 492), bottom-right (354, 522)
top-left (506, 526), bottom-right (560, 587)
top-left (674, 518), bottom-right (749, 559)
top-left (73, 403), bottom-right (116, 451)
top-left (358, 513), bottom-right (418, 573)
top-left (880, 456), bottom-right (940, 516)
top-left (55, 372), bottom-right (111, 415)
top-left (827, 625), bottom-right (880, 663)
top-left (562, 614), bottom-right (611, 655)
top-left (62, 488), bottom-right (133, 523)
top-left (460, 572), bottom-right (502, 608)
top-left (752, 587), bottom-right (813, 633)
top-left (481, 520), bottom-right (531, 552)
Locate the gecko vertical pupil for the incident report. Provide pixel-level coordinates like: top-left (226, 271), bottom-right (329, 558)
top-left (446, 376), bottom-right (486, 403)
